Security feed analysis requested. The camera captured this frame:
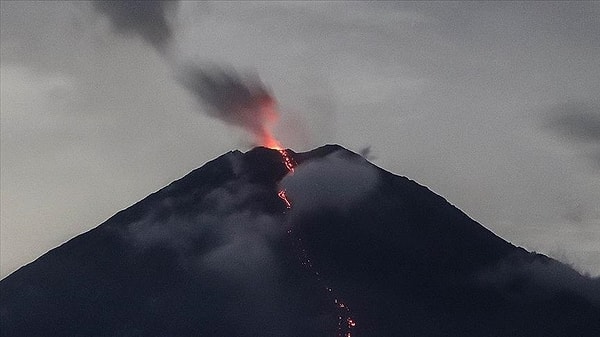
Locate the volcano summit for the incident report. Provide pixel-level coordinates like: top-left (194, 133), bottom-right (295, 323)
top-left (1, 145), bottom-right (599, 337)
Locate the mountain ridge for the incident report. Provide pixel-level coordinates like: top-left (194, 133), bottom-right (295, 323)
top-left (1, 144), bottom-right (598, 336)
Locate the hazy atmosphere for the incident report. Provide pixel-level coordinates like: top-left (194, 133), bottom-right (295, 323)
top-left (1, 1), bottom-right (599, 279)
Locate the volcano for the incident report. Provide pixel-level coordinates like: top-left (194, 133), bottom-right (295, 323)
top-left (1, 145), bottom-right (599, 337)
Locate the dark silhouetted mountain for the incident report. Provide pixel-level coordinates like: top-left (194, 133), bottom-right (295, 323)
top-left (2, 145), bottom-right (599, 337)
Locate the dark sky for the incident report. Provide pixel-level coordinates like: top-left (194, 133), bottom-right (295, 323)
top-left (1, 1), bottom-right (599, 278)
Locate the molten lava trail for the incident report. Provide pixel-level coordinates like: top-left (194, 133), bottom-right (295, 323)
top-left (279, 150), bottom-right (296, 173)
top-left (277, 149), bottom-right (357, 337)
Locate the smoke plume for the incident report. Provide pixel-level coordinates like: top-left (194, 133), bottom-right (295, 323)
top-left (93, 0), bottom-right (280, 147)
top-left (178, 65), bottom-right (280, 147)
top-left (546, 101), bottom-right (600, 143)
top-left (544, 100), bottom-right (600, 168)
top-left (93, 1), bottom-right (175, 52)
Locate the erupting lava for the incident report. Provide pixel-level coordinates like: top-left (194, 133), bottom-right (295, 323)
top-left (274, 146), bottom-right (357, 337)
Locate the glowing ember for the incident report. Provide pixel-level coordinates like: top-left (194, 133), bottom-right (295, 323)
top-left (278, 149), bottom-right (297, 172)
top-left (277, 149), bottom-right (295, 209)
top-left (278, 190), bottom-right (291, 209)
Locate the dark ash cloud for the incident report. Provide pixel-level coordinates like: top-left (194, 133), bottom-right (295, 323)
top-left (92, 1), bottom-right (281, 147)
top-left (93, 1), bottom-right (176, 52)
top-left (178, 65), bottom-right (280, 146)
top-left (546, 101), bottom-right (600, 143)
top-left (358, 145), bottom-right (377, 160)
top-left (544, 101), bottom-right (600, 167)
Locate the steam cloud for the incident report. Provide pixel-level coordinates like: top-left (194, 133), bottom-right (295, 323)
top-left (281, 151), bottom-right (379, 214)
top-left (93, 0), bottom-right (280, 146)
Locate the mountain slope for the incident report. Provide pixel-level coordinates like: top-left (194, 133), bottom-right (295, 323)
top-left (1, 145), bottom-right (599, 337)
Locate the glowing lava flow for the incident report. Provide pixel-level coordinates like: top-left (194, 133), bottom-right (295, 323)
top-left (279, 150), bottom-right (296, 173)
top-left (278, 190), bottom-right (291, 209)
top-left (275, 148), bottom-right (357, 337)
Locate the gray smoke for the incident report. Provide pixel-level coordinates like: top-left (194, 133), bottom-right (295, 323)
top-left (544, 100), bottom-right (600, 167)
top-left (178, 65), bottom-right (280, 146)
top-left (93, 0), bottom-right (280, 146)
top-left (546, 101), bottom-right (600, 143)
top-left (93, 1), bottom-right (175, 52)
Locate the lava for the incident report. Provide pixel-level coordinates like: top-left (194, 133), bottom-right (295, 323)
top-left (274, 147), bottom-right (357, 337)
top-left (279, 149), bottom-right (297, 173)
top-left (276, 148), bottom-right (295, 209)
top-left (263, 109), bottom-right (358, 335)
top-left (278, 190), bottom-right (292, 209)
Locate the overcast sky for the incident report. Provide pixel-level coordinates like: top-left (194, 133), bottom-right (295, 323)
top-left (1, 1), bottom-right (599, 278)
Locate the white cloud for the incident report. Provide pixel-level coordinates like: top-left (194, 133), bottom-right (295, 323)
top-left (281, 151), bottom-right (379, 215)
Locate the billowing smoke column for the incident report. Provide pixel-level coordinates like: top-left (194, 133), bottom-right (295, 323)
top-left (93, 0), bottom-right (282, 148)
top-left (178, 66), bottom-right (282, 148)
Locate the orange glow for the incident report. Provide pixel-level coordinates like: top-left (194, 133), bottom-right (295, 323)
top-left (255, 95), bottom-right (285, 150)
top-left (263, 135), bottom-right (283, 150)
